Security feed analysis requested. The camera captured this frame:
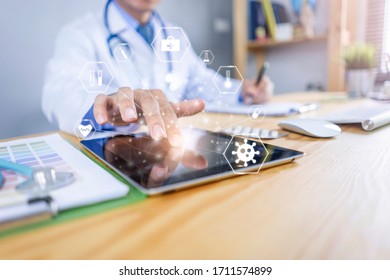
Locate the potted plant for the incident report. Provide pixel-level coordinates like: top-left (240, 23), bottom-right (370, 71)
top-left (343, 43), bottom-right (377, 98)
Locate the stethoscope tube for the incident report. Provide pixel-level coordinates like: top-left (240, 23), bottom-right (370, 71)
top-left (104, 0), bottom-right (173, 74)
top-left (0, 158), bottom-right (74, 191)
top-left (0, 159), bottom-right (33, 187)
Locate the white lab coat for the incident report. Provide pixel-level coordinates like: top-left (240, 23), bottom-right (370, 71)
top-left (42, 3), bottom-right (240, 134)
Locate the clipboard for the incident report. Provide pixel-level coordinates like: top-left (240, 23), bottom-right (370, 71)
top-left (0, 134), bottom-right (147, 238)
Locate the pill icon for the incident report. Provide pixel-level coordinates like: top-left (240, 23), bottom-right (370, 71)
top-left (251, 108), bottom-right (263, 119)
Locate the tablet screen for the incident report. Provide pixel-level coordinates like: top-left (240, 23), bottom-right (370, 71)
top-left (81, 128), bottom-right (303, 194)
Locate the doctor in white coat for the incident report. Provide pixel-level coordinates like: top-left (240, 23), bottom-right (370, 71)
top-left (42, 0), bottom-right (273, 147)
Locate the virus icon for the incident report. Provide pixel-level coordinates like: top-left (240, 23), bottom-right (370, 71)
top-left (232, 139), bottom-right (260, 167)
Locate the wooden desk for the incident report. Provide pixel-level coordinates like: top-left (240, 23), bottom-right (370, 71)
top-left (1, 93), bottom-right (390, 259)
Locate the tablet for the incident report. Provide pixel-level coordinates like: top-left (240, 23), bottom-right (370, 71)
top-left (81, 128), bottom-right (303, 195)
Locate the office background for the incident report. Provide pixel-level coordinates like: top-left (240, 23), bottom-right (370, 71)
top-left (0, 0), bottom-right (364, 139)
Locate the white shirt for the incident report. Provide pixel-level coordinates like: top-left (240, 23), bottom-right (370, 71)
top-left (42, 2), bottom-right (241, 134)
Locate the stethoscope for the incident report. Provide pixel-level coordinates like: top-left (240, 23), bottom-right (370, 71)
top-left (104, 0), bottom-right (175, 86)
top-left (0, 159), bottom-right (74, 213)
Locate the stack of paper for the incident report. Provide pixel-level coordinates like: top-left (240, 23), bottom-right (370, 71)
top-left (206, 102), bottom-right (317, 117)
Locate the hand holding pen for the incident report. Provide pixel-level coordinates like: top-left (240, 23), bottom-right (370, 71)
top-left (241, 61), bottom-right (274, 104)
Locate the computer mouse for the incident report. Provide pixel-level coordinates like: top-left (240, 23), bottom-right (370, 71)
top-left (278, 119), bottom-right (341, 138)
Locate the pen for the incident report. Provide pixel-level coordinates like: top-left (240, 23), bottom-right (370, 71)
top-left (255, 61), bottom-right (270, 86)
top-left (244, 61), bottom-right (270, 104)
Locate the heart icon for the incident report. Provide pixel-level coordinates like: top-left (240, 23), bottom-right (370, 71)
top-left (78, 124), bottom-right (93, 138)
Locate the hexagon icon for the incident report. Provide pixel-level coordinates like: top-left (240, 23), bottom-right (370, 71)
top-left (79, 62), bottom-right (113, 94)
top-left (113, 43), bottom-right (134, 62)
top-left (223, 135), bottom-right (270, 175)
top-left (213, 66), bottom-right (243, 95)
top-left (151, 27), bottom-right (191, 62)
top-left (199, 50), bottom-right (214, 64)
top-left (248, 105), bottom-right (266, 122)
top-left (73, 119), bottom-right (96, 141)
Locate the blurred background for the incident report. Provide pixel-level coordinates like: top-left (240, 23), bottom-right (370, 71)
top-left (0, 0), bottom-right (389, 139)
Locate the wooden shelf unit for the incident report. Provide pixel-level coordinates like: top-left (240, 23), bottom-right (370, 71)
top-left (232, 0), bottom-right (358, 91)
top-left (247, 34), bottom-right (328, 50)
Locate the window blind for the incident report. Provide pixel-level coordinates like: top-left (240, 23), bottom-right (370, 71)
top-left (366, 0), bottom-right (390, 74)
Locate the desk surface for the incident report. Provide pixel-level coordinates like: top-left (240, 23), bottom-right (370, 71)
top-left (1, 93), bottom-right (390, 259)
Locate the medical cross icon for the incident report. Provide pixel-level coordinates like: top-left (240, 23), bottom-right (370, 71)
top-left (167, 42), bottom-right (174, 50)
top-left (161, 36), bottom-right (180, 52)
top-left (152, 27), bottom-right (189, 61)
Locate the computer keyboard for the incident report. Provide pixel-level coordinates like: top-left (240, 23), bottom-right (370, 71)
top-left (324, 103), bottom-right (390, 131)
top-left (325, 104), bottom-right (390, 122)
top-left (222, 126), bottom-right (288, 139)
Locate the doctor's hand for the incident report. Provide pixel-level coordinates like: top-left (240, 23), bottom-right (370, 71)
top-left (93, 87), bottom-right (205, 147)
top-left (241, 76), bottom-right (274, 104)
